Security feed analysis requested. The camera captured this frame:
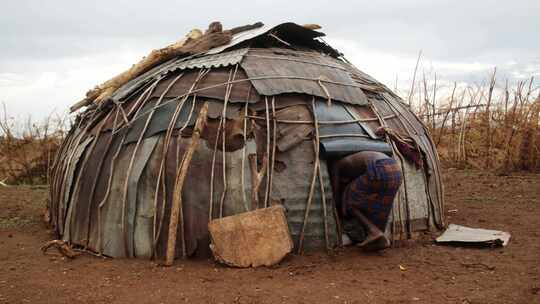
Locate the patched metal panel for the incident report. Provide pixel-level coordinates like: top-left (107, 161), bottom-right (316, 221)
top-left (149, 68), bottom-right (259, 103)
top-left (271, 141), bottom-right (338, 250)
top-left (124, 98), bottom-right (243, 145)
top-left (86, 131), bottom-right (126, 253)
top-left (134, 137), bottom-right (163, 258)
top-left (241, 48), bottom-right (368, 105)
top-left (61, 135), bottom-right (94, 242)
top-left (102, 143), bottom-right (135, 257)
top-left (68, 132), bottom-right (112, 246)
top-left (314, 100), bottom-right (368, 137)
top-left (125, 136), bottom-right (159, 257)
top-left (313, 100), bottom-right (390, 158)
top-left (124, 97), bottom-right (199, 145)
top-left (400, 157), bottom-right (429, 232)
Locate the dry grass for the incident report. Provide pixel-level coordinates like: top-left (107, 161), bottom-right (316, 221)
top-left (404, 69), bottom-right (540, 172)
top-left (0, 103), bottom-right (68, 184)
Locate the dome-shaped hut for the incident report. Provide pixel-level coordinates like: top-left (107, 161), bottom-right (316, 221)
top-left (49, 22), bottom-right (444, 260)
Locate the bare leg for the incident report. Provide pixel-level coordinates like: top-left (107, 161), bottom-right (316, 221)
top-left (350, 208), bottom-right (389, 250)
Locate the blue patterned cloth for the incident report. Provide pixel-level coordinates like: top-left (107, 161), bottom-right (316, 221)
top-left (342, 158), bottom-right (403, 231)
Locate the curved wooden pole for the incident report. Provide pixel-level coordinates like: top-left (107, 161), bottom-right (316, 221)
top-left (165, 102), bottom-right (209, 266)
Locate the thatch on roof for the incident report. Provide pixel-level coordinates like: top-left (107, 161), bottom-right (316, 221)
top-left (49, 22), bottom-right (444, 261)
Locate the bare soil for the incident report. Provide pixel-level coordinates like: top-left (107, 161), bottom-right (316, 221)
top-left (1, 170), bottom-right (539, 304)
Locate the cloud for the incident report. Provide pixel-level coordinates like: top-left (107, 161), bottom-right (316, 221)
top-left (1, 0), bottom-right (539, 118)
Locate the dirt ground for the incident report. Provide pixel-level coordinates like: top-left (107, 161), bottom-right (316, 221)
top-left (1, 169), bottom-right (539, 304)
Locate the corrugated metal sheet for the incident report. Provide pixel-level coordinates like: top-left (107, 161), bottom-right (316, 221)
top-left (109, 49), bottom-right (248, 104)
top-left (161, 48), bottom-right (248, 74)
top-left (271, 141), bottom-right (339, 250)
top-left (241, 48), bottom-right (369, 105)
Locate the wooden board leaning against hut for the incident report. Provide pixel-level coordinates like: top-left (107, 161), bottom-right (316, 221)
top-left (48, 21), bottom-right (445, 265)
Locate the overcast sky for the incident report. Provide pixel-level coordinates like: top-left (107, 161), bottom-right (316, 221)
top-left (1, 0), bottom-right (539, 120)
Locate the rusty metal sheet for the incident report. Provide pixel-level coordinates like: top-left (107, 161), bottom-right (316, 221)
top-left (348, 104), bottom-right (382, 134)
top-left (207, 101), bottom-right (242, 120)
top-left (241, 48), bottom-right (368, 105)
top-left (124, 97), bottom-right (199, 145)
top-left (124, 98), bottom-right (243, 146)
top-left (61, 135), bottom-right (94, 243)
top-left (250, 93), bottom-right (310, 111)
top-left (125, 136), bottom-right (159, 257)
top-left (273, 104), bottom-right (313, 152)
top-left (53, 127), bottom-right (84, 235)
top-left (150, 68), bottom-right (259, 103)
top-left (100, 143), bottom-right (135, 257)
top-left (133, 136), bottom-right (163, 258)
top-left (87, 130), bottom-right (126, 253)
top-left (68, 132), bottom-right (113, 246)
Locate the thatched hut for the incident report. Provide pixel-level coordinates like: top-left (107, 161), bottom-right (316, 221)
top-left (49, 22), bottom-right (444, 260)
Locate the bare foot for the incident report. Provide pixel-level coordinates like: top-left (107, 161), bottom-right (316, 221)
top-left (357, 232), bottom-right (390, 251)
top-left (360, 235), bottom-right (390, 251)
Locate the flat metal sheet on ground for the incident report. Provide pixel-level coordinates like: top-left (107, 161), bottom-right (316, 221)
top-left (436, 224), bottom-right (511, 247)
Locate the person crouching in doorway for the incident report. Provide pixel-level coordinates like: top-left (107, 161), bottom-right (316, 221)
top-left (330, 151), bottom-right (403, 251)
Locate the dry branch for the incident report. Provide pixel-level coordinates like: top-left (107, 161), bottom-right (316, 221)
top-left (165, 102), bottom-right (209, 266)
top-left (41, 240), bottom-right (79, 259)
top-left (70, 22), bottom-right (264, 113)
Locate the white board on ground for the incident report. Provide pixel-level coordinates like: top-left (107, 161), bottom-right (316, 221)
top-left (436, 224), bottom-right (511, 247)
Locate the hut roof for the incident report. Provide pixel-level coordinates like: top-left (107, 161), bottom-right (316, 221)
top-left (82, 22), bottom-right (397, 111)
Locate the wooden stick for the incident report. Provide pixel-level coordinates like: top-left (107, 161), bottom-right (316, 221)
top-left (240, 85), bottom-right (252, 211)
top-left (208, 118), bottom-right (223, 221)
top-left (311, 100), bottom-right (330, 252)
top-left (219, 66), bottom-right (238, 218)
top-left (240, 98), bottom-right (250, 211)
top-left (263, 97), bottom-right (271, 208)
top-left (298, 98), bottom-right (321, 254)
top-left (152, 94), bottom-right (198, 256)
top-left (245, 115), bottom-right (397, 124)
top-left (407, 50), bottom-right (422, 106)
top-left (165, 102), bottom-right (209, 266)
top-left (152, 70), bottom-right (208, 255)
top-left (121, 73), bottom-right (183, 257)
top-left (297, 142), bottom-right (319, 254)
top-left (268, 97), bottom-right (277, 203)
top-left (248, 153), bottom-right (268, 210)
